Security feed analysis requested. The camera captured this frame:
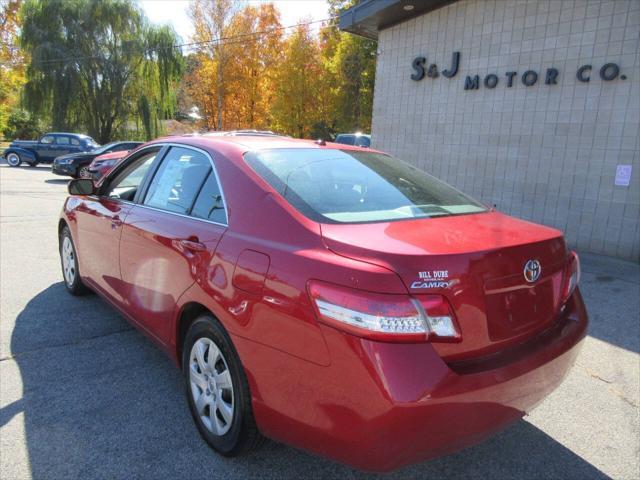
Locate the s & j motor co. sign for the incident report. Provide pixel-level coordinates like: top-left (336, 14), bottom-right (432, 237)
top-left (411, 52), bottom-right (628, 89)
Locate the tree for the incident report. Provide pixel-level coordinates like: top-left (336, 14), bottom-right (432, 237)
top-left (2, 109), bottom-right (42, 139)
top-left (20, 0), bottom-right (183, 143)
top-left (271, 23), bottom-right (322, 138)
top-left (319, 0), bottom-right (376, 135)
top-left (223, 3), bottom-right (282, 130)
top-left (189, 0), bottom-right (239, 131)
top-left (0, 0), bottom-right (26, 138)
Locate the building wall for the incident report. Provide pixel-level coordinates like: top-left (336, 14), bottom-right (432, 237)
top-left (372, 0), bottom-right (639, 261)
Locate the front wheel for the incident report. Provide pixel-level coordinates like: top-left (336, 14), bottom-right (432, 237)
top-left (6, 153), bottom-right (21, 167)
top-left (183, 315), bottom-right (264, 456)
top-left (59, 226), bottom-right (89, 295)
top-left (78, 166), bottom-right (91, 179)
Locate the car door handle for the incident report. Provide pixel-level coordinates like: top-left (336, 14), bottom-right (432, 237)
top-left (179, 239), bottom-right (207, 252)
top-left (111, 216), bottom-right (123, 228)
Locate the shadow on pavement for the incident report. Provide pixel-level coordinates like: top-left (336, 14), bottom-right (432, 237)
top-left (44, 178), bottom-right (69, 185)
top-left (4, 283), bottom-right (609, 479)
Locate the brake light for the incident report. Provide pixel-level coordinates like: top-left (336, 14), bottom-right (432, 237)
top-left (308, 281), bottom-right (461, 343)
top-left (561, 251), bottom-right (581, 303)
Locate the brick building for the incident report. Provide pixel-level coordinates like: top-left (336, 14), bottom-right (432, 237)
top-left (340, 0), bottom-right (639, 261)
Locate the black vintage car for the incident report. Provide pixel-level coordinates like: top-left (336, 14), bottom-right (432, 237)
top-left (52, 141), bottom-right (143, 178)
top-left (3, 132), bottom-right (99, 167)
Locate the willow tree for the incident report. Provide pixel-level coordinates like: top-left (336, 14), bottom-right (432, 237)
top-left (20, 0), bottom-right (183, 142)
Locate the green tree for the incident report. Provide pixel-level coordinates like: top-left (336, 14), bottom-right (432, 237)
top-left (2, 109), bottom-right (42, 140)
top-left (319, 0), bottom-right (376, 135)
top-left (20, 0), bottom-right (183, 142)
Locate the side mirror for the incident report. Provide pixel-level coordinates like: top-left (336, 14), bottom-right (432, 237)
top-left (68, 178), bottom-right (96, 196)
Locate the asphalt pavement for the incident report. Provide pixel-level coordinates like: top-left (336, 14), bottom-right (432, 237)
top-left (1, 163), bottom-right (638, 479)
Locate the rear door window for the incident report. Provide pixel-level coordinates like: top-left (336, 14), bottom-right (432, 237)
top-left (143, 147), bottom-right (211, 215)
top-left (56, 135), bottom-right (70, 145)
top-left (190, 171), bottom-right (227, 224)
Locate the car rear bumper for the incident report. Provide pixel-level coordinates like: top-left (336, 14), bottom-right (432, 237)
top-left (234, 289), bottom-right (588, 472)
top-left (51, 163), bottom-right (76, 177)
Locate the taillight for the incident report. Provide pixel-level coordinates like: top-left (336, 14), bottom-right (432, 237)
top-left (561, 251), bottom-right (581, 303)
top-left (307, 281), bottom-right (461, 343)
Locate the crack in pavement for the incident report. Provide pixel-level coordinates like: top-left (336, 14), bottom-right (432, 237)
top-left (578, 363), bottom-right (639, 409)
top-left (0, 327), bottom-right (135, 363)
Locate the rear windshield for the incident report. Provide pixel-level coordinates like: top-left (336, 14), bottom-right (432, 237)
top-left (244, 148), bottom-right (486, 224)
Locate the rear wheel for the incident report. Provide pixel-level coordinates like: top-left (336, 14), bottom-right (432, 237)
top-left (59, 226), bottom-right (89, 295)
top-left (183, 315), bottom-right (264, 456)
top-left (6, 153), bottom-right (21, 167)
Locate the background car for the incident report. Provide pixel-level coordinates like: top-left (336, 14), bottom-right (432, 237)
top-left (334, 132), bottom-right (371, 147)
top-left (88, 150), bottom-right (131, 181)
top-left (59, 135), bottom-right (587, 472)
top-left (52, 141), bottom-right (143, 179)
top-left (3, 132), bottom-right (98, 167)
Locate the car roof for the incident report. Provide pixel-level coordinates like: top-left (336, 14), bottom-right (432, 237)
top-left (47, 132), bottom-right (91, 138)
top-left (151, 134), bottom-right (378, 155)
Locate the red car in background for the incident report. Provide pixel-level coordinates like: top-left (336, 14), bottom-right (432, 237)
top-left (58, 135), bottom-right (587, 471)
top-left (88, 149), bottom-right (134, 181)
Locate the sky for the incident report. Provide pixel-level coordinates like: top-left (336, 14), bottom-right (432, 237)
top-left (139, 0), bottom-right (330, 44)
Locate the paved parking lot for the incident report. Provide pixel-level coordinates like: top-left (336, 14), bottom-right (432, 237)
top-left (1, 163), bottom-right (639, 479)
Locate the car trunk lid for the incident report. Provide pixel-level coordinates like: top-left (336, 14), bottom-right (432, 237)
top-left (320, 211), bottom-right (568, 361)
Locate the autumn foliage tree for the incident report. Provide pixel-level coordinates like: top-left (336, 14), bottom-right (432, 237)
top-left (0, 0), bottom-right (26, 138)
top-left (188, 1), bottom-right (282, 131)
top-left (185, 0), bottom-right (376, 139)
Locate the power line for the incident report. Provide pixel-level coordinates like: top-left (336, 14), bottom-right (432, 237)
top-left (1, 16), bottom-right (340, 68)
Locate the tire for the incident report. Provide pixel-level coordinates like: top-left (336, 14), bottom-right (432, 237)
top-left (183, 315), bottom-right (264, 456)
top-left (6, 153), bottom-right (21, 167)
top-left (59, 226), bottom-right (90, 295)
top-left (78, 166), bottom-right (91, 179)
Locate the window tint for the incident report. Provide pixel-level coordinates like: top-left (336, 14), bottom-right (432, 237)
top-left (106, 150), bottom-right (158, 201)
top-left (191, 171), bottom-right (226, 224)
top-left (144, 147), bottom-right (210, 215)
top-left (56, 136), bottom-right (70, 145)
top-left (354, 136), bottom-right (370, 147)
top-left (40, 136), bottom-right (54, 144)
top-left (335, 135), bottom-right (355, 145)
top-left (70, 137), bottom-right (80, 146)
top-left (245, 148), bottom-right (486, 224)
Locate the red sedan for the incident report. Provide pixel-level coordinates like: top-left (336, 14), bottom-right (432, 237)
top-left (59, 135), bottom-right (587, 471)
top-left (88, 149), bottom-right (134, 181)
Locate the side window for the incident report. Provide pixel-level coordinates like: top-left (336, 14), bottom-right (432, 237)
top-left (70, 137), bottom-right (81, 146)
top-left (56, 136), bottom-right (70, 145)
top-left (143, 147), bottom-right (210, 215)
top-left (105, 150), bottom-right (158, 202)
top-left (40, 135), bottom-right (54, 144)
top-left (191, 171), bottom-right (227, 224)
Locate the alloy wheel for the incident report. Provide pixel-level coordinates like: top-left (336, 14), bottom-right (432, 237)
top-left (61, 236), bottom-right (76, 286)
top-left (189, 338), bottom-right (235, 436)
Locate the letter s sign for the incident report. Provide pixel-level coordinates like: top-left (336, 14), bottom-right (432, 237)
top-left (411, 57), bottom-right (426, 81)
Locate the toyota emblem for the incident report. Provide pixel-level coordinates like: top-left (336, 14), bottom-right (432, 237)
top-left (524, 259), bottom-right (542, 283)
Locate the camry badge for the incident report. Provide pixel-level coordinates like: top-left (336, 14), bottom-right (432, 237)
top-left (524, 259), bottom-right (541, 283)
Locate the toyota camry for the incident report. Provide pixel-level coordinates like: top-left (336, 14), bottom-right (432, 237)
top-left (59, 134), bottom-right (587, 471)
